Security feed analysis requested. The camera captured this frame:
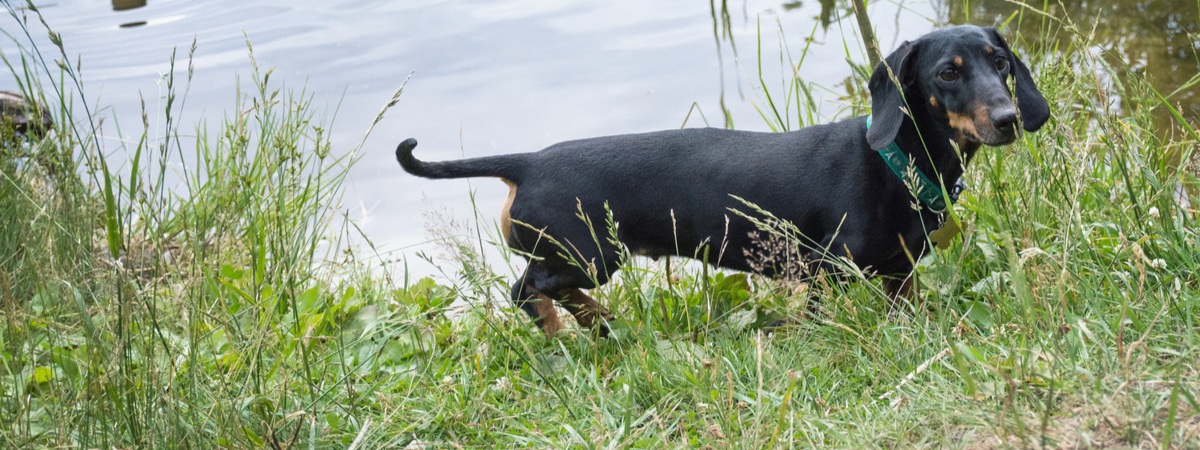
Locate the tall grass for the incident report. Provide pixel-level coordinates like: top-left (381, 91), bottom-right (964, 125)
top-left (2, 1), bottom-right (1199, 449)
top-left (1, 2), bottom-right (403, 447)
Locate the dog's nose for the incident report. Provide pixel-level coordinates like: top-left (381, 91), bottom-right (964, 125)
top-left (991, 107), bottom-right (1018, 132)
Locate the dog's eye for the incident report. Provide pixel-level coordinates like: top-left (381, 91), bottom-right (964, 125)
top-left (994, 56), bottom-right (1008, 71)
top-left (939, 69), bottom-right (959, 82)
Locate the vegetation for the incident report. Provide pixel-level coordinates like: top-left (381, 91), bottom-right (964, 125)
top-left (2, 1), bottom-right (1199, 448)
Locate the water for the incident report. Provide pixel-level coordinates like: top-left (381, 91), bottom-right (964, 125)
top-left (2, 0), bottom-right (1196, 280)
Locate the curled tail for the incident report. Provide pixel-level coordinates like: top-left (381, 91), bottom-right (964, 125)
top-left (396, 138), bottom-right (527, 181)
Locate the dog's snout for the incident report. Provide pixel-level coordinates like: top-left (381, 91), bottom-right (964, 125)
top-left (991, 107), bottom-right (1018, 132)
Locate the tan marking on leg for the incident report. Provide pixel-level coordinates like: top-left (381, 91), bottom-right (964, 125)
top-left (929, 96), bottom-right (938, 108)
top-left (499, 178), bottom-right (517, 244)
top-left (559, 288), bottom-right (612, 330)
top-left (525, 285), bottom-right (564, 336)
top-left (953, 56), bottom-right (963, 66)
top-left (534, 293), bottom-right (564, 336)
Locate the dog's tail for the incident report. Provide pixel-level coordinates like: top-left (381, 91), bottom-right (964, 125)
top-left (396, 138), bottom-right (526, 182)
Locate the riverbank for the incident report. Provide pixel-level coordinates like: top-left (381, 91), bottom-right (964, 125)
top-left (3, 2), bottom-right (1200, 448)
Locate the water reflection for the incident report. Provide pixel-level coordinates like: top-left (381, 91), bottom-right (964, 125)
top-left (776, 0), bottom-right (843, 31)
top-left (112, 0), bottom-right (146, 12)
top-left (818, 0), bottom-right (839, 30)
top-left (940, 0), bottom-right (1200, 126)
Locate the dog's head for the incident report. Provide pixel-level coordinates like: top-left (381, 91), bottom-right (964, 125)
top-left (866, 25), bottom-right (1050, 151)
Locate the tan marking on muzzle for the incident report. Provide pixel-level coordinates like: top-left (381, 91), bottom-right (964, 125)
top-left (947, 110), bottom-right (978, 145)
top-left (500, 178), bottom-right (517, 243)
top-left (977, 102), bottom-right (1002, 136)
top-left (929, 96), bottom-right (938, 108)
top-left (970, 101), bottom-right (1017, 145)
top-left (974, 103), bottom-right (992, 127)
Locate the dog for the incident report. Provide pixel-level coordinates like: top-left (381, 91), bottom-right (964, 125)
top-left (396, 25), bottom-right (1050, 336)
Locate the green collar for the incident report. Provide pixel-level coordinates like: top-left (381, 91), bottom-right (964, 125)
top-left (866, 115), bottom-right (955, 212)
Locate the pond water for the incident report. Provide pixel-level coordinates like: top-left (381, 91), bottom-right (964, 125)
top-left (3, 0), bottom-right (1197, 280)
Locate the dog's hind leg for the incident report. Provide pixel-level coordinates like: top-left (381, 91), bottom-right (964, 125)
top-left (513, 255), bottom-right (616, 337)
top-left (560, 289), bottom-right (612, 337)
top-left (512, 266), bottom-right (564, 336)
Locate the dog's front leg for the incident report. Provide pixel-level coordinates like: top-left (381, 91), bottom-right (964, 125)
top-left (882, 273), bottom-right (919, 314)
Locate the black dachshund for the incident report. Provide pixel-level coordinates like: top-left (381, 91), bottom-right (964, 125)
top-left (397, 25), bottom-right (1050, 336)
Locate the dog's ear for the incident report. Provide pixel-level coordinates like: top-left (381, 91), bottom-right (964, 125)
top-left (867, 40), bottom-right (918, 150)
top-left (988, 27), bottom-right (1050, 132)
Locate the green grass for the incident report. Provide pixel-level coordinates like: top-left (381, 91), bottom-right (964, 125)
top-left (3, 1), bottom-right (1200, 448)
